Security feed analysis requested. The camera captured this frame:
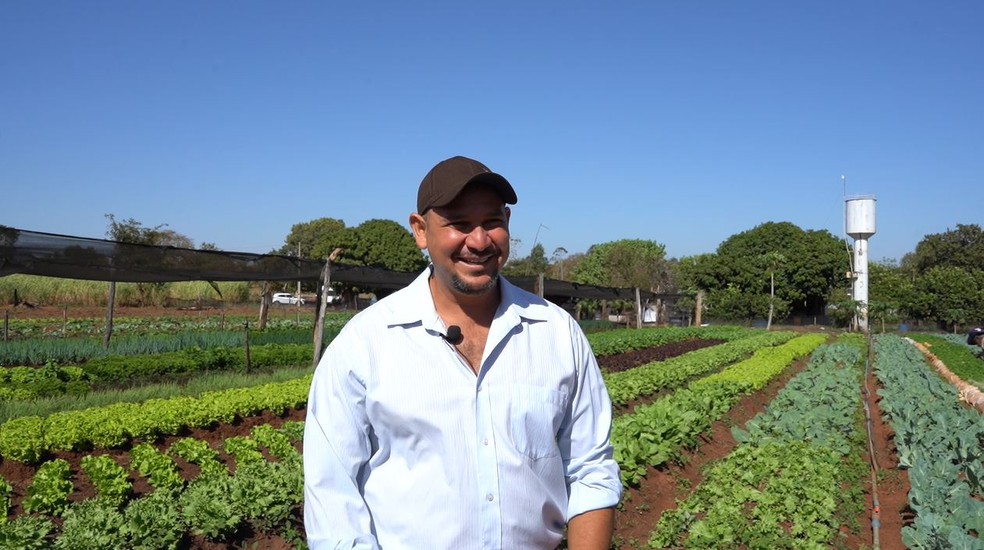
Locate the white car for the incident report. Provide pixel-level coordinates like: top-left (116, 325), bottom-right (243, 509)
top-left (272, 292), bottom-right (304, 305)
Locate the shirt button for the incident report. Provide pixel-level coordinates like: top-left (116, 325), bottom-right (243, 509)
top-left (482, 438), bottom-right (489, 446)
top-left (486, 493), bottom-right (494, 502)
top-left (477, 386), bottom-right (483, 392)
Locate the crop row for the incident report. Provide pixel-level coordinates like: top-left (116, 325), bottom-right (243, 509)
top-left (586, 326), bottom-right (753, 357)
top-left (0, 344), bottom-right (313, 402)
top-left (908, 333), bottom-right (984, 389)
top-left (0, 423), bottom-right (306, 548)
top-left (611, 333), bottom-right (826, 486)
top-left (0, 375), bottom-right (311, 463)
top-left (603, 331), bottom-right (796, 407)
top-left (0, 327), bottom-right (342, 367)
top-left (649, 339), bottom-right (867, 548)
top-left (3, 311), bottom-right (352, 340)
top-left (873, 335), bottom-right (984, 549)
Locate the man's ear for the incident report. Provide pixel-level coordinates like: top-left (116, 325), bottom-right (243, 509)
top-left (409, 212), bottom-right (428, 250)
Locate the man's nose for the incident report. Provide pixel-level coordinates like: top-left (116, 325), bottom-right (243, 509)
top-left (465, 226), bottom-right (492, 249)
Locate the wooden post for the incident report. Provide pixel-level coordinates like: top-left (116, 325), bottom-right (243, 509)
top-left (244, 320), bottom-right (251, 371)
top-left (258, 281), bottom-right (271, 330)
top-left (536, 273), bottom-right (544, 298)
top-left (635, 288), bottom-right (642, 329)
top-left (695, 290), bottom-right (704, 327)
top-left (62, 306), bottom-right (68, 338)
top-left (3, 310), bottom-right (8, 341)
top-left (103, 281), bottom-right (116, 349)
top-left (313, 249), bottom-right (342, 369)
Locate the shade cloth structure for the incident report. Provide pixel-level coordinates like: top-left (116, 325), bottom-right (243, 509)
top-left (0, 226), bottom-right (677, 302)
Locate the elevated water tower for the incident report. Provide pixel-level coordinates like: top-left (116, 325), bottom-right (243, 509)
top-left (845, 196), bottom-right (876, 332)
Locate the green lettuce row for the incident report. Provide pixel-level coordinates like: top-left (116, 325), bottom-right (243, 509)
top-left (650, 441), bottom-right (842, 549)
top-left (650, 340), bottom-right (866, 548)
top-left (0, 376), bottom-right (312, 463)
top-left (874, 335), bottom-right (984, 548)
top-left (604, 331), bottom-right (797, 407)
top-left (612, 334), bottom-right (825, 487)
top-left (587, 326), bottom-right (754, 357)
top-left (0, 424), bottom-right (305, 548)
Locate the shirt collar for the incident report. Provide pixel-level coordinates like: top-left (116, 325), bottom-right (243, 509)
top-left (382, 266), bottom-right (550, 332)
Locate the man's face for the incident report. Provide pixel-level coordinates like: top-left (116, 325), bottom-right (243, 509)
top-left (410, 184), bottom-right (511, 297)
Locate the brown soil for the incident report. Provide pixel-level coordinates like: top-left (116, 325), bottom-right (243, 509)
top-left (0, 327), bottom-right (910, 549)
top-left (598, 339), bottom-right (725, 373)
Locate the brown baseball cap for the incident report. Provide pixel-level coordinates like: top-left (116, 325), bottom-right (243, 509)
top-left (417, 156), bottom-right (518, 214)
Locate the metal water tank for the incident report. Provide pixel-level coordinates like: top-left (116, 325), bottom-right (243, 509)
top-left (845, 196), bottom-right (876, 239)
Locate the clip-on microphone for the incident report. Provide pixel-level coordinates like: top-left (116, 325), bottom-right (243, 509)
top-left (443, 325), bottom-right (462, 345)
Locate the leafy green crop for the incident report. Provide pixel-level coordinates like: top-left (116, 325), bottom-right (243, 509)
top-left (23, 459), bottom-right (73, 517)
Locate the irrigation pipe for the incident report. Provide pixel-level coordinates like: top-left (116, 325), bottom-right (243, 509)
top-left (861, 333), bottom-right (881, 549)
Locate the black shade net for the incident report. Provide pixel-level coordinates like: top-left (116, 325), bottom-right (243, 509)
top-left (0, 227), bottom-right (673, 301)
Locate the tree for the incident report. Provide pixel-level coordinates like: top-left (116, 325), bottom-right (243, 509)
top-left (549, 247), bottom-right (569, 280)
top-left (281, 218), bottom-right (353, 261)
top-left (571, 239), bottom-right (669, 291)
top-left (911, 224), bottom-right (984, 274)
top-left (700, 222), bottom-right (847, 322)
top-left (912, 266), bottom-right (984, 332)
top-left (503, 243), bottom-right (549, 277)
top-left (105, 214), bottom-right (193, 248)
top-left (348, 219), bottom-right (428, 272)
top-left (868, 260), bottom-right (913, 329)
top-left (104, 214), bottom-right (196, 306)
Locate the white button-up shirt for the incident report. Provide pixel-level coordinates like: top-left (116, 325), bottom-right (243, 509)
top-left (303, 269), bottom-right (621, 549)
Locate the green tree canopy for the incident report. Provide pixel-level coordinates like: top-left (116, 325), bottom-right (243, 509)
top-left (570, 239), bottom-right (669, 291)
top-left (281, 218), bottom-right (353, 260)
top-left (698, 222), bottom-right (847, 320)
top-left (282, 217), bottom-right (425, 272)
top-left (912, 266), bottom-right (984, 330)
top-left (502, 243), bottom-right (548, 277)
top-left (347, 219), bottom-right (428, 272)
top-left (105, 214), bottom-right (193, 248)
top-left (910, 223), bottom-right (984, 274)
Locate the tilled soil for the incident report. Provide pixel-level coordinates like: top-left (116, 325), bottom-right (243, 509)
top-left (597, 339), bottom-right (726, 373)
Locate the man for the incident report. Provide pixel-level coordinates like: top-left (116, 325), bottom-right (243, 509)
top-left (968, 327), bottom-right (984, 351)
top-left (303, 156), bottom-right (621, 549)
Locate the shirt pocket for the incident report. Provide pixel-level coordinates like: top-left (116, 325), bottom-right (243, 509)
top-left (510, 385), bottom-right (568, 460)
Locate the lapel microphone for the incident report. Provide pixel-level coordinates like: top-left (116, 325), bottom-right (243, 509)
top-left (443, 325), bottom-right (463, 345)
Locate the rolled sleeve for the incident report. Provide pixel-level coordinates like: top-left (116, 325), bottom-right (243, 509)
top-left (562, 319), bottom-right (622, 519)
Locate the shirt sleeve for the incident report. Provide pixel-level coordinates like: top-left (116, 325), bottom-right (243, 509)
top-left (303, 329), bottom-right (381, 550)
top-left (561, 316), bottom-right (623, 519)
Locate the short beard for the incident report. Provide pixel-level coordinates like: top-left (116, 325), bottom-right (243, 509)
top-left (451, 272), bottom-right (500, 295)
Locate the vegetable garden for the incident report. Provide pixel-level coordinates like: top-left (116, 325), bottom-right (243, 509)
top-left (1, 310), bottom-right (982, 549)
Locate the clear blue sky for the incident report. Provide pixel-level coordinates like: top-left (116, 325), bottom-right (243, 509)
top-left (3, 1), bottom-right (981, 265)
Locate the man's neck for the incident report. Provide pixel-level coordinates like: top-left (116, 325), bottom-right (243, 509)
top-left (428, 276), bottom-right (500, 328)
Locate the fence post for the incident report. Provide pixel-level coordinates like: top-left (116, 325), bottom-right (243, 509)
top-left (3, 310), bottom-right (8, 341)
top-left (103, 281), bottom-right (116, 349)
top-left (635, 288), bottom-right (642, 329)
top-left (63, 306), bottom-right (68, 338)
top-left (313, 248), bottom-right (342, 369)
top-left (244, 320), bottom-right (251, 371)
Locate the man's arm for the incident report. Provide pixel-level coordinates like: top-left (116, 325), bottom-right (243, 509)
top-left (303, 337), bottom-right (379, 549)
top-left (561, 316), bottom-right (622, 546)
top-left (567, 507), bottom-right (615, 550)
